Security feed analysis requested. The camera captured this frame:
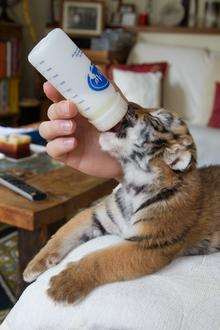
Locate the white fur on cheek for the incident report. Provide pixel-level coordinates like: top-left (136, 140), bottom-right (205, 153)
top-left (99, 133), bottom-right (117, 152)
top-left (99, 133), bottom-right (125, 159)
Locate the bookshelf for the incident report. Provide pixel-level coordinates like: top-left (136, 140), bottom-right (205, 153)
top-left (0, 22), bottom-right (22, 125)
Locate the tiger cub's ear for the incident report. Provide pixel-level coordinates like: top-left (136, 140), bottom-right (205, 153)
top-left (163, 135), bottom-right (195, 172)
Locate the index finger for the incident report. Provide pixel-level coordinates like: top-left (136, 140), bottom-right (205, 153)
top-left (43, 81), bottom-right (64, 103)
top-left (47, 101), bottom-right (78, 120)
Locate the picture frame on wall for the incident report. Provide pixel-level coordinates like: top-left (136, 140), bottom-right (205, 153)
top-left (62, 0), bottom-right (104, 36)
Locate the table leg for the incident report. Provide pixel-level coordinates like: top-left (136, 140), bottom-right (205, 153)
top-left (17, 226), bottom-right (48, 295)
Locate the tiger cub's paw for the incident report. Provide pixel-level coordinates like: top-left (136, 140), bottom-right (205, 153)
top-left (47, 261), bottom-right (95, 304)
top-left (23, 252), bottom-right (60, 283)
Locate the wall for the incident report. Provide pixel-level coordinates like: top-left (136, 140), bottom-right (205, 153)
top-left (139, 32), bottom-right (220, 52)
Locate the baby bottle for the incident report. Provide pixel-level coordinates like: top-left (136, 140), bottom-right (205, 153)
top-left (28, 28), bottom-right (128, 131)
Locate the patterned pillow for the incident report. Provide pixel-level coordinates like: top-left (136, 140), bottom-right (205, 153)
top-left (209, 82), bottom-right (220, 128)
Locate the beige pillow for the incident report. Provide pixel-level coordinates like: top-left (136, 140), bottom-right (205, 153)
top-left (113, 68), bottom-right (162, 108)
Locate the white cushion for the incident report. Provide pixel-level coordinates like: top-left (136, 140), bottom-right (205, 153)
top-left (189, 124), bottom-right (220, 167)
top-left (128, 42), bottom-right (220, 125)
top-left (112, 68), bottom-right (162, 108)
top-left (1, 235), bottom-right (220, 330)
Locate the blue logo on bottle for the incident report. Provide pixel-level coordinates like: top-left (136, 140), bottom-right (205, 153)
top-left (87, 64), bottom-right (110, 91)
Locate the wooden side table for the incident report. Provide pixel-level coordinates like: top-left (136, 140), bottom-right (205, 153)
top-left (0, 166), bottom-right (115, 293)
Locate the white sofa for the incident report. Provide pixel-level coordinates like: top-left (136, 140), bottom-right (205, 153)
top-left (1, 41), bottom-right (220, 330)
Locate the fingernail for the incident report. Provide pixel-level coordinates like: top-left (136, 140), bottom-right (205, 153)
top-left (43, 82), bottom-right (48, 90)
top-left (61, 121), bottom-right (72, 132)
top-left (63, 138), bottom-right (75, 149)
top-left (61, 101), bottom-right (70, 115)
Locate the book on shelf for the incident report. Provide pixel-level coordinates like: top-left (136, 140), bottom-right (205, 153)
top-left (0, 34), bottom-right (20, 117)
top-left (9, 78), bottom-right (19, 114)
top-left (7, 41), bottom-right (12, 77)
top-left (0, 38), bottom-right (21, 79)
top-left (0, 78), bottom-right (19, 115)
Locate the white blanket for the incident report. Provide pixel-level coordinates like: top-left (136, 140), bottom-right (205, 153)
top-left (1, 125), bottom-right (220, 330)
top-left (1, 236), bottom-right (220, 330)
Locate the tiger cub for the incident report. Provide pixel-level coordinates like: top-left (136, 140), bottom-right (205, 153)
top-left (23, 103), bottom-right (220, 303)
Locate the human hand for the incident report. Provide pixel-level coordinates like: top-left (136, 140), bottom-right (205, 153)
top-left (39, 82), bottom-right (122, 179)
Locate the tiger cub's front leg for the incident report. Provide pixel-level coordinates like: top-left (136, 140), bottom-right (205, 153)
top-left (23, 208), bottom-right (105, 283)
top-left (47, 241), bottom-right (174, 303)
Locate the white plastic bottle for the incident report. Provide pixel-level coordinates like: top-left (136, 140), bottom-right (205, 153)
top-left (28, 28), bottom-right (128, 131)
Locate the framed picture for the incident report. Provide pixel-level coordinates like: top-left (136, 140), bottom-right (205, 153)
top-left (62, 0), bottom-right (104, 36)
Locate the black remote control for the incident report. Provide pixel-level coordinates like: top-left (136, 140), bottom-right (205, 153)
top-left (0, 173), bottom-right (47, 201)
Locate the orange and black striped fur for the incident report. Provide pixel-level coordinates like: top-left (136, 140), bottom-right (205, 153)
top-left (23, 103), bottom-right (220, 304)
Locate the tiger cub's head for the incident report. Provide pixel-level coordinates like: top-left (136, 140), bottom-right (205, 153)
top-left (99, 103), bottom-right (197, 174)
